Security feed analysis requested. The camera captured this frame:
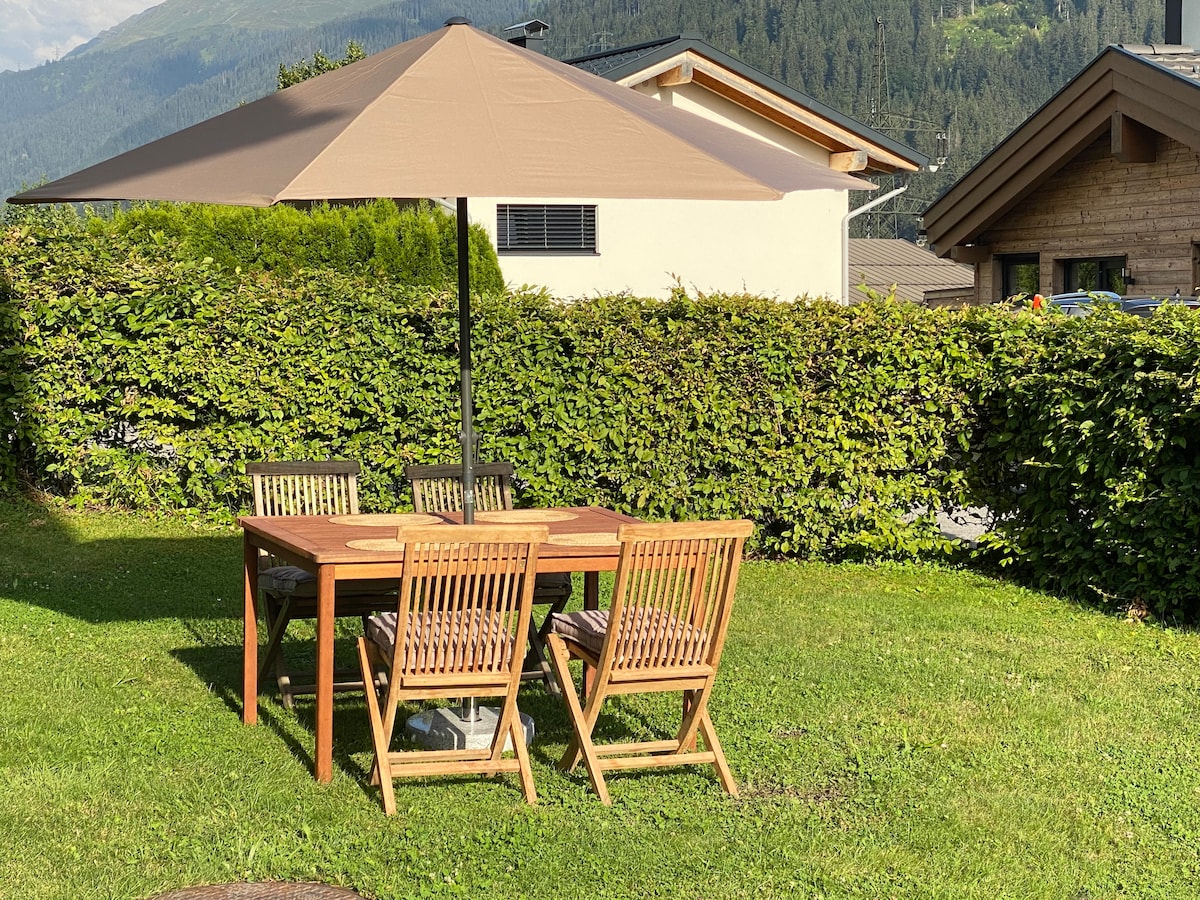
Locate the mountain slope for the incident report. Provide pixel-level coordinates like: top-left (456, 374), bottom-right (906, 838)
top-left (67, 0), bottom-right (400, 57)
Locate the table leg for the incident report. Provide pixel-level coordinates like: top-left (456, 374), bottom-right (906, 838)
top-left (242, 537), bottom-right (258, 726)
top-left (583, 571), bottom-right (599, 698)
top-left (315, 564), bottom-right (336, 783)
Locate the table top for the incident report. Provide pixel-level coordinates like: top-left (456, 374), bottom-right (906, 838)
top-left (239, 505), bottom-right (639, 567)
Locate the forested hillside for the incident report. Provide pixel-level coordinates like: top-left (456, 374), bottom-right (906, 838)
top-left (1, 0), bottom-right (1168, 232)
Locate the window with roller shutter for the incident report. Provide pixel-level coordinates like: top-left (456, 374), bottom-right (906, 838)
top-left (497, 204), bottom-right (597, 253)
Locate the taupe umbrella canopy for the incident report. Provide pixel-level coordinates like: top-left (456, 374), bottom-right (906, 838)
top-left (8, 19), bottom-right (872, 518)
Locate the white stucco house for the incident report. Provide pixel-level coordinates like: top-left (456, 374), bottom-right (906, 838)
top-left (469, 24), bottom-right (927, 301)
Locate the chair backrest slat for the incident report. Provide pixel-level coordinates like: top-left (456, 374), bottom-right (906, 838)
top-left (392, 524), bottom-right (546, 679)
top-left (603, 521), bottom-right (752, 674)
top-left (405, 462), bottom-right (515, 514)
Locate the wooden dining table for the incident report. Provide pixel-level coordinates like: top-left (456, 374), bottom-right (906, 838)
top-left (239, 505), bottom-right (639, 782)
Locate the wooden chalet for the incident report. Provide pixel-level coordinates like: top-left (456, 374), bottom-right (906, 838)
top-left (923, 44), bottom-right (1200, 302)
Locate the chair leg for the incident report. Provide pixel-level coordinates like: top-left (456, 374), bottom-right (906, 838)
top-left (676, 688), bottom-right (707, 753)
top-left (681, 689), bottom-right (697, 752)
top-left (490, 697), bottom-right (537, 804)
top-left (511, 713), bottom-right (538, 804)
top-left (357, 637), bottom-right (396, 815)
top-left (698, 709), bottom-right (738, 797)
top-left (546, 634), bottom-right (611, 804)
top-left (257, 595), bottom-right (290, 678)
top-left (258, 594), bottom-right (298, 709)
top-left (522, 607), bottom-right (562, 696)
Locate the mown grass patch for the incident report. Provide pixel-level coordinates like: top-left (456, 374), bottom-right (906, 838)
top-left (1, 497), bottom-right (1198, 899)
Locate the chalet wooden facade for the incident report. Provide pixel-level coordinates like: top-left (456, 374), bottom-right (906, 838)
top-left (923, 45), bottom-right (1200, 303)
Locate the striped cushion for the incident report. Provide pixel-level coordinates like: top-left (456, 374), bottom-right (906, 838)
top-left (258, 565), bottom-right (396, 598)
top-left (547, 608), bottom-right (611, 655)
top-left (367, 610), bottom-right (515, 670)
top-left (550, 607), bottom-right (706, 659)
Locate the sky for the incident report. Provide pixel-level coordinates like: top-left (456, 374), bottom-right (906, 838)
top-left (0, 0), bottom-right (163, 72)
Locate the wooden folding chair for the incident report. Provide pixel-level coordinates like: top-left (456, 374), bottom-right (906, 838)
top-left (404, 462), bottom-right (573, 693)
top-left (247, 460), bottom-right (396, 708)
top-left (546, 519), bottom-right (754, 805)
top-left (356, 524), bottom-right (548, 814)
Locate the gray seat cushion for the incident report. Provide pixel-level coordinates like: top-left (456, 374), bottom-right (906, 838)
top-left (258, 565), bottom-right (397, 599)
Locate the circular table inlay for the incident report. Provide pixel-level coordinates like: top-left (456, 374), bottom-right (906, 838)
top-left (546, 531), bottom-right (621, 547)
top-left (329, 513), bottom-right (442, 527)
top-left (345, 539), bottom-right (406, 552)
top-left (475, 509), bottom-right (578, 523)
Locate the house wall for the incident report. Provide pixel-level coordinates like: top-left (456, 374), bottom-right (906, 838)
top-left (977, 133), bottom-right (1200, 300)
top-left (470, 77), bottom-right (854, 301)
top-left (470, 191), bottom-right (846, 300)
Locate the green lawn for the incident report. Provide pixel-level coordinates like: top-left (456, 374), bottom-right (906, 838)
top-left (1, 498), bottom-right (1198, 899)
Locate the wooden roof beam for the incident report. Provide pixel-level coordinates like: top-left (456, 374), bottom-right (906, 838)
top-left (934, 100), bottom-right (1115, 252)
top-left (830, 150), bottom-right (868, 172)
top-left (1111, 110), bottom-right (1157, 163)
top-left (656, 62), bottom-right (693, 87)
top-left (950, 244), bottom-right (990, 264)
top-left (1112, 72), bottom-right (1200, 151)
top-left (925, 75), bottom-right (1116, 251)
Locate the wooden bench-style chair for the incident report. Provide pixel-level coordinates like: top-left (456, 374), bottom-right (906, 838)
top-left (247, 460), bottom-right (396, 708)
top-left (546, 519), bottom-right (754, 805)
top-left (356, 524), bottom-right (548, 814)
top-left (404, 461), bottom-right (573, 693)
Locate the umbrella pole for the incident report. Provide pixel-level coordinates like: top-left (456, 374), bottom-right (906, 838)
top-left (456, 196), bottom-right (476, 525)
top-left (456, 196), bottom-right (479, 725)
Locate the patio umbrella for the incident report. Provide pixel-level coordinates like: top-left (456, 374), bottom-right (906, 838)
top-left (7, 18), bottom-right (872, 521)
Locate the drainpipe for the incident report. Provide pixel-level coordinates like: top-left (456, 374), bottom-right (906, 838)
top-left (841, 181), bottom-right (909, 304)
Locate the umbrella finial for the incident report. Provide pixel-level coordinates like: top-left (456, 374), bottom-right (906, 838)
top-left (445, 16), bottom-right (472, 26)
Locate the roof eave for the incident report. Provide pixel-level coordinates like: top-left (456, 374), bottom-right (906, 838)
top-left (569, 35), bottom-right (925, 173)
top-left (924, 45), bottom-right (1200, 254)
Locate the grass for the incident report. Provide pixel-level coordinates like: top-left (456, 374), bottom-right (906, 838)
top-left (1, 497), bottom-right (1199, 899)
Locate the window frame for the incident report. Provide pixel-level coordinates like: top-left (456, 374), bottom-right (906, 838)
top-left (1058, 255), bottom-right (1127, 295)
top-left (998, 253), bottom-right (1040, 300)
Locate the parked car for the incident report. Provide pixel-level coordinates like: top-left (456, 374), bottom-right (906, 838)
top-left (1047, 291), bottom-right (1119, 316)
top-left (1046, 291), bottom-right (1198, 317)
top-left (1115, 296), bottom-right (1200, 317)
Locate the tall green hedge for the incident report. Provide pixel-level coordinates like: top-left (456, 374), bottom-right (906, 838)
top-left (5, 213), bottom-right (1200, 618)
top-left (962, 305), bottom-right (1200, 618)
top-left (0, 215), bottom-right (978, 559)
top-left (90, 198), bottom-right (504, 293)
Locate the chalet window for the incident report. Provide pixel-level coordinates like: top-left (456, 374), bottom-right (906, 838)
top-left (496, 204), bottom-right (598, 253)
top-left (1060, 256), bottom-right (1126, 294)
top-left (1000, 253), bottom-right (1039, 299)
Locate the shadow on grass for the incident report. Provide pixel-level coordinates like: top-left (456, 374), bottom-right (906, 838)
top-left (0, 495), bottom-right (242, 624)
